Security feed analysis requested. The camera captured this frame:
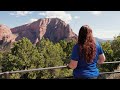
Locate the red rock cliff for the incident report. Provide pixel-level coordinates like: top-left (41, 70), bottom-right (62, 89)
top-left (0, 24), bottom-right (15, 46)
top-left (11, 18), bottom-right (77, 44)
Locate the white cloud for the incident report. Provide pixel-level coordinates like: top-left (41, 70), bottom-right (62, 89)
top-left (39, 12), bottom-right (46, 16)
top-left (74, 16), bottom-right (80, 19)
top-left (25, 18), bottom-right (38, 24)
top-left (88, 11), bottom-right (102, 16)
top-left (10, 11), bottom-right (33, 17)
top-left (29, 18), bottom-right (38, 23)
top-left (38, 11), bottom-right (72, 23)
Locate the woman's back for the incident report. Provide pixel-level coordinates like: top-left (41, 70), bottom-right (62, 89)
top-left (71, 40), bottom-right (104, 78)
top-left (68, 25), bottom-right (105, 79)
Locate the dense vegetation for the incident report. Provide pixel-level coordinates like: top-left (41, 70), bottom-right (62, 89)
top-left (99, 36), bottom-right (120, 72)
top-left (0, 37), bottom-right (74, 79)
top-left (0, 35), bottom-right (120, 79)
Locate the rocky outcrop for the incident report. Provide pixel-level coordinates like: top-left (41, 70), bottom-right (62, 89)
top-left (11, 18), bottom-right (77, 44)
top-left (0, 24), bottom-right (15, 47)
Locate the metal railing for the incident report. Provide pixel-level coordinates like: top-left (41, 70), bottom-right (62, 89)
top-left (0, 66), bottom-right (67, 79)
top-left (102, 61), bottom-right (120, 64)
top-left (99, 61), bottom-right (120, 75)
top-left (0, 61), bottom-right (120, 79)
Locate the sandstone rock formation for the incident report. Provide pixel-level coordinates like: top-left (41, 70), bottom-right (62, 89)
top-left (11, 18), bottom-right (78, 44)
top-left (0, 24), bottom-right (15, 47)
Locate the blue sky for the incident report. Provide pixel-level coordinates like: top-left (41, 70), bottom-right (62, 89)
top-left (0, 11), bottom-right (120, 40)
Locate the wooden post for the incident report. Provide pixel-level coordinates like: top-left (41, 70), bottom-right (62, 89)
top-left (4, 72), bottom-right (10, 79)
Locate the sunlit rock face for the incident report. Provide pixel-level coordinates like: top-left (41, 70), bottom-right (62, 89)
top-left (0, 24), bottom-right (15, 46)
top-left (11, 18), bottom-right (77, 44)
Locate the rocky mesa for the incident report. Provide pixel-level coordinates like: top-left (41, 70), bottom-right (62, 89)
top-left (0, 24), bottom-right (15, 47)
top-left (11, 18), bottom-right (78, 44)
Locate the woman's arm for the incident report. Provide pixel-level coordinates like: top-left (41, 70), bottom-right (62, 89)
top-left (68, 60), bottom-right (78, 69)
top-left (97, 53), bottom-right (106, 64)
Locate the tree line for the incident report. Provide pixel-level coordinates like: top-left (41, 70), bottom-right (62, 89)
top-left (0, 35), bottom-right (120, 79)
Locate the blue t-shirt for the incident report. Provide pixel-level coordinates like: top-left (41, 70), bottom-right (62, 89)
top-left (71, 41), bottom-right (104, 78)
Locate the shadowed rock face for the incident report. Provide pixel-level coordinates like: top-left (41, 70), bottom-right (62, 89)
top-left (0, 24), bottom-right (15, 46)
top-left (11, 18), bottom-right (78, 44)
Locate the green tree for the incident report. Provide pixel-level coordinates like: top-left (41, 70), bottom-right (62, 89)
top-left (99, 41), bottom-right (115, 72)
top-left (99, 35), bottom-right (120, 72)
top-left (62, 40), bottom-right (76, 64)
top-left (0, 52), bottom-right (3, 73)
top-left (59, 40), bottom-right (67, 51)
top-left (37, 38), bottom-right (72, 78)
top-left (111, 35), bottom-right (120, 61)
top-left (1, 37), bottom-right (44, 79)
top-left (0, 52), bottom-right (3, 61)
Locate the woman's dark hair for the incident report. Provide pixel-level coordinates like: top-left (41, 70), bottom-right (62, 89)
top-left (78, 25), bottom-right (96, 63)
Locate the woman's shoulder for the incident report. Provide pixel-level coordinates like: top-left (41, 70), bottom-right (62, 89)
top-left (95, 39), bottom-right (102, 49)
top-left (94, 38), bottom-right (101, 45)
top-left (73, 43), bottom-right (79, 49)
top-left (74, 43), bottom-right (79, 47)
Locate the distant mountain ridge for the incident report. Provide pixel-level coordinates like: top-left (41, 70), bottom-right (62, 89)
top-left (0, 18), bottom-right (112, 47)
top-left (11, 18), bottom-right (77, 44)
top-left (95, 37), bottom-right (112, 43)
top-left (95, 37), bottom-right (107, 43)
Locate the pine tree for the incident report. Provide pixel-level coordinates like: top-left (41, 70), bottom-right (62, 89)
top-left (1, 37), bottom-right (44, 79)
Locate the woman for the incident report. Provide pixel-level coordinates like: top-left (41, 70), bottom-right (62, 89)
top-left (68, 25), bottom-right (106, 79)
